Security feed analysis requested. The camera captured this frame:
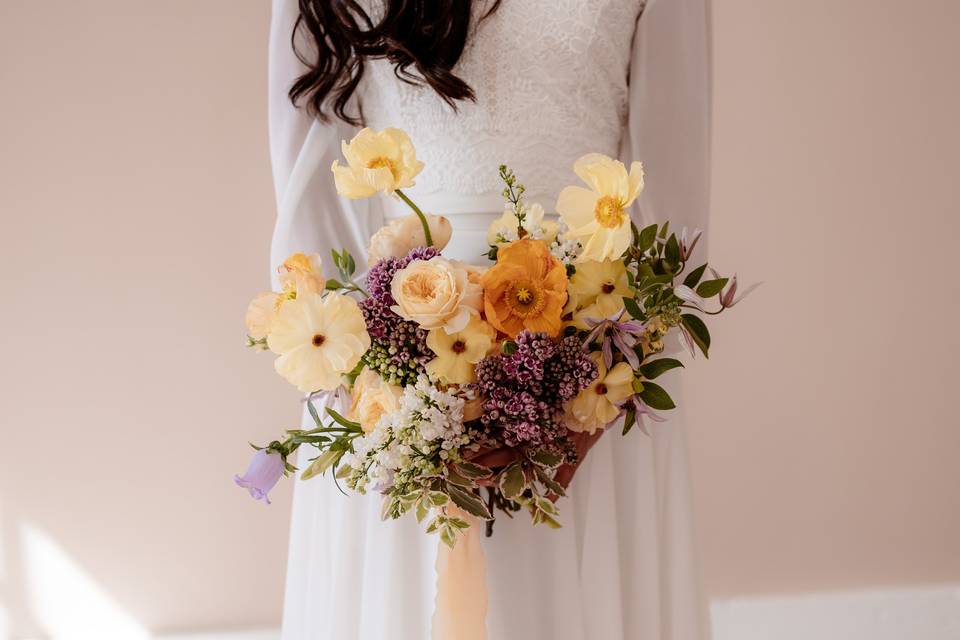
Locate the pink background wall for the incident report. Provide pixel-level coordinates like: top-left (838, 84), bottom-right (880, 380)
top-left (1, 0), bottom-right (958, 634)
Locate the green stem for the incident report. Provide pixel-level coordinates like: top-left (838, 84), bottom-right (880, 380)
top-left (395, 189), bottom-right (433, 246)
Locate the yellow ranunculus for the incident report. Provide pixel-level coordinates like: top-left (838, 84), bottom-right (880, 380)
top-left (245, 291), bottom-right (281, 340)
top-left (367, 213), bottom-right (452, 265)
top-left (555, 153), bottom-right (644, 263)
top-left (267, 292), bottom-right (371, 393)
top-left (331, 127), bottom-right (424, 199)
top-left (349, 367), bottom-right (403, 434)
top-left (390, 257), bottom-right (483, 334)
top-left (278, 252), bottom-right (325, 297)
top-left (566, 259), bottom-right (632, 327)
top-left (425, 315), bottom-right (496, 385)
top-left (565, 353), bottom-right (634, 434)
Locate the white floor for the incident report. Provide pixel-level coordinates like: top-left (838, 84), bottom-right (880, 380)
top-left (157, 585), bottom-right (960, 640)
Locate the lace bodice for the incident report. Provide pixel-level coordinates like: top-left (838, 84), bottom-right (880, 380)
top-left (360, 0), bottom-right (645, 216)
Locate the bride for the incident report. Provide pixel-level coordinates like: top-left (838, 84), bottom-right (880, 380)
top-left (268, 1), bottom-right (710, 638)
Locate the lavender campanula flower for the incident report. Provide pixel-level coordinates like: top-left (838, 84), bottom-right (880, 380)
top-left (583, 313), bottom-right (646, 369)
top-left (234, 449), bottom-right (285, 504)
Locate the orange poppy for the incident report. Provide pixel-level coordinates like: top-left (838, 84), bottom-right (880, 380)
top-left (481, 239), bottom-right (568, 338)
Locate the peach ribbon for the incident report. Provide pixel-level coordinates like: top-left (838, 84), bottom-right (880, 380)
top-left (431, 507), bottom-right (488, 640)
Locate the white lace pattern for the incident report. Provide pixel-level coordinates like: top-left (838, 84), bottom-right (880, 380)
top-left (361, 0), bottom-right (646, 215)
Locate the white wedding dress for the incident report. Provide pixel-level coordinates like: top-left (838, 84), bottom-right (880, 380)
top-left (268, 0), bottom-right (711, 638)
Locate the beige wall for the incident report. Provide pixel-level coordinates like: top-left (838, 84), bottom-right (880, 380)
top-left (0, 0), bottom-right (957, 635)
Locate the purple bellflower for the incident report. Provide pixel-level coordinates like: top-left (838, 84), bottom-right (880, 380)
top-left (234, 449), bottom-right (285, 504)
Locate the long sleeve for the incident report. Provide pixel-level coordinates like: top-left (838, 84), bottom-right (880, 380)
top-left (267, 0), bottom-right (383, 289)
top-left (621, 2), bottom-right (712, 638)
top-left (623, 0), bottom-right (711, 240)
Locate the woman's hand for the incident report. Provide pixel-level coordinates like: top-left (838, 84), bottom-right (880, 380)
top-left (462, 429), bottom-right (607, 496)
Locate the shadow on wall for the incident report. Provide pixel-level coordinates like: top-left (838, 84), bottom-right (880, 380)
top-left (0, 499), bottom-right (149, 640)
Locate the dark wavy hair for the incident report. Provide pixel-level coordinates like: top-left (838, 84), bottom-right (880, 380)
top-left (289, 0), bottom-right (501, 125)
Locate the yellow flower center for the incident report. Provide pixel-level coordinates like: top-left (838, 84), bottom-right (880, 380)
top-left (595, 383), bottom-right (608, 395)
top-left (312, 334), bottom-right (326, 347)
top-left (601, 282), bottom-right (616, 294)
top-left (505, 281), bottom-right (546, 318)
top-left (367, 156), bottom-right (399, 181)
top-left (594, 195), bottom-right (626, 229)
top-left (451, 340), bottom-right (467, 354)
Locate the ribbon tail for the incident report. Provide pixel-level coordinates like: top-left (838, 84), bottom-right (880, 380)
top-left (431, 508), bottom-right (488, 640)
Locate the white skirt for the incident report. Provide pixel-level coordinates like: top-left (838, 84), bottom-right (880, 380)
top-left (281, 400), bottom-right (707, 639)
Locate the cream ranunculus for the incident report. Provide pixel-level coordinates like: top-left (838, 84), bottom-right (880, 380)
top-left (331, 127), bottom-right (424, 199)
top-left (367, 213), bottom-right (453, 265)
top-left (390, 257), bottom-right (483, 334)
top-left (565, 259), bottom-right (632, 327)
top-left (245, 291), bottom-right (281, 340)
top-left (565, 352), bottom-right (634, 434)
top-left (555, 153), bottom-right (644, 263)
top-left (267, 292), bottom-right (371, 393)
top-left (348, 367), bottom-right (403, 434)
top-left (278, 252), bottom-right (325, 297)
top-left (425, 315), bottom-right (496, 385)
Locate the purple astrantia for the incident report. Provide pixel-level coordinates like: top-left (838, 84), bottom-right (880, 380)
top-left (473, 331), bottom-right (597, 455)
top-left (234, 449), bottom-right (285, 504)
top-left (583, 313), bottom-right (646, 369)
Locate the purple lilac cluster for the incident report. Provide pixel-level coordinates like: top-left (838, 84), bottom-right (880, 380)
top-left (473, 331), bottom-right (598, 456)
top-left (360, 247), bottom-right (440, 385)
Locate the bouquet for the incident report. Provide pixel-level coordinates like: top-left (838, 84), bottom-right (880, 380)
top-left (236, 127), bottom-right (753, 547)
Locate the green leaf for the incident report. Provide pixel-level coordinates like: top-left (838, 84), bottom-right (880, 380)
top-left (345, 251), bottom-right (356, 277)
top-left (639, 380), bottom-right (676, 411)
top-left (300, 449), bottom-right (343, 480)
top-left (428, 491), bottom-right (449, 507)
top-left (325, 407), bottom-right (362, 431)
top-left (335, 464), bottom-right (353, 480)
top-left (622, 406), bottom-right (637, 435)
top-left (415, 498), bottom-right (429, 523)
top-left (638, 224), bottom-right (657, 252)
top-left (499, 463), bottom-right (526, 500)
top-left (534, 467), bottom-right (566, 497)
top-left (439, 525), bottom-right (456, 548)
top-left (454, 461), bottom-right (492, 479)
top-left (696, 278), bottom-right (728, 298)
top-left (682, 263), bottom-right (708, 288)
top-left (681, 313), bottom-right (711, 358)
top-left (446, 483), bottom-right (493, 520)
top-left (306, 396), bottom-right (322, 426)
top-left (622, 296), bottom-right (644, 320)
top-left (325, 279), bottom-right (343, 290)
top-left (527, 450), bottom-right (564, 469)
top-left (664, 234), bottom-right (680, 266)
top-left (658, 221), bottom-right (670, 239)
top-left (639, 358), bottom-right (684, 379)
top-left (502, 340), bottom-right (518, 355)
top-left (445, 468), bottom-right (474, 487)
